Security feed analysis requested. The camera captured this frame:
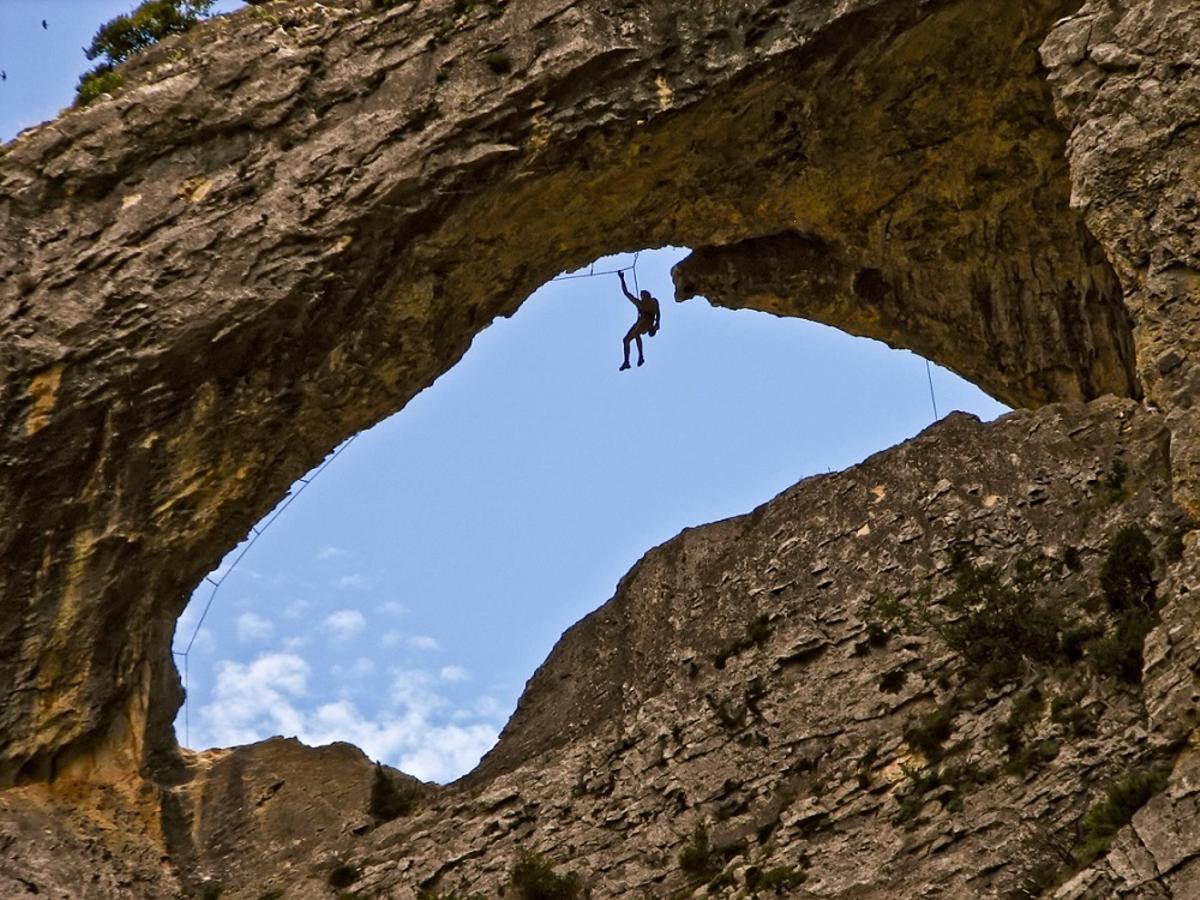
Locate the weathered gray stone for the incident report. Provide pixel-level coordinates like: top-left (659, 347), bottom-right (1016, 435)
top-left (1, 0), bottom-right (1199, 895)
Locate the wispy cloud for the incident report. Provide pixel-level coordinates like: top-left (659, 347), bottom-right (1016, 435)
top-left (316, 545), bottom-right (346, 561)
top-left (378, 600), bottom-right (409, 616)
top-left (325, 609), bottom-right (367, 639)
top-left (196, 653), bottom-right (309, 747)
top-left (282, 599), bottom-right (313, 620)
top-left (303, 701), bottom-right (497, 783)
top-left (334, 573), bottom-right (373, 591)
top-left (236, 612), bottom-right (274, 643)
top-left (408, 635), bottom-right (441, 652)
top-left (439, 665), bottom-right (468, 683)
top-left (192, 655), bottom-right (500, 783)
top-left (332, 657), bottom-right (377, 680)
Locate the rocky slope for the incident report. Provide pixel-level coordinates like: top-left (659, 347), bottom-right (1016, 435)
top-left (0, 0), bottom-right (1198, 895)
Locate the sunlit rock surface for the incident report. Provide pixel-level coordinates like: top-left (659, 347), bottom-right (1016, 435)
top-left (0, 0), bottom-right (1198, 895)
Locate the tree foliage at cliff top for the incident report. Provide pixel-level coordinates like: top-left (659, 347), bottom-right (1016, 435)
top-left (76, 0), bottom-right (215, 106)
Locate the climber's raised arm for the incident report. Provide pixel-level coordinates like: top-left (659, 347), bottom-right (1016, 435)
top-left (618, 270), bottom-right (638, 304)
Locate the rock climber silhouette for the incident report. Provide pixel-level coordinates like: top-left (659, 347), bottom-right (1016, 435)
top-left (617, 270), bottom-right (660, 370)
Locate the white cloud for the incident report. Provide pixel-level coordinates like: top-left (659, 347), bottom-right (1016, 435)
top-left (439, 665), bottom-right (468, 683)
top-left (332, 657), bottom-right (377, 680)
top-left (378, 600), bottom-right (409, 616)
top-left (378, 631), bottom-right (440, 651)
top-left (473, 695), bottom-right (509, 719)
top-left (194, 652), bottom-right (310, 747)
top-left (236, 612), bottom-right (274, 643)
top-left (335, 573), bottom-right (373, 591)
top-left (190, 656), bottom-right (501, 783)
top-left (397, 725), bottom-right (498, 782)
top-left (282, 635), bottom-right (310, 651)
top-left (282, 599), bottom-right (313, 620)
top-left (452, 694), bottom-right (510, 722)
top-left (299, 700), bottom-right (498, 782)
top-left (390, 668), bottom-right (444, 717)
top-left (316, 545), bottom-right (346, 561)
top-left (325, 609), bottom-right (366, 639)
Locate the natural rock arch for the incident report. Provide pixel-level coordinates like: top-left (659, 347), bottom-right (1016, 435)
top-left (0, 0), bottom-right (1159, 798)
top-left (5, 0), bottom-right (1200, 894)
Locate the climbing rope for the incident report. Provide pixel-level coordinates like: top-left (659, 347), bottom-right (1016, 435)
top-left (171, 253), bottom-right (643, 746)
top-left (171, 250), bottom-right (939, 746)
top-left (925, 359), bottom-right (939, 422)
top-left (549, 250), bottom-right (641, 284)
top-left (554, 251), bottom-right (940, 424)
top-left (173, 434), bottom-right (358, 746)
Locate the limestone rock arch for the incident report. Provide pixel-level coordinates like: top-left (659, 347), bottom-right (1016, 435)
top-left (0, 0), bottom-right (1165, 804)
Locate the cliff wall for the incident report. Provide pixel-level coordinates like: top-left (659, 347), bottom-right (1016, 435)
top-left (1, 0), bottom-right (1198, 895)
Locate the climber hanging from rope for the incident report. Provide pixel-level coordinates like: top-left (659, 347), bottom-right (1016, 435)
top-left (616, 270), bottom-right (660, 370)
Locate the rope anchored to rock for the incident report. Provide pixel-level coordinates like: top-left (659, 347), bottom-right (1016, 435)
top-left (172, 435), bottom-right (357, 746)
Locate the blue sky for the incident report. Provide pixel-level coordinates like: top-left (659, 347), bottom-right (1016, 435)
top-left (3, 3), bottom-right (1008, 783)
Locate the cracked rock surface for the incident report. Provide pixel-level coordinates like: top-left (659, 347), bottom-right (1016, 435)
top-left (1, 0), bottom-right (1199, 895)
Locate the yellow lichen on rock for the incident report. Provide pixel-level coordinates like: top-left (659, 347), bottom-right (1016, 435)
top-left (177, 176), bottom-right (213, 203)
top-left (656, 74), bottom-right (672, 111)
top-left (25, 365), bottom-right (63, 436)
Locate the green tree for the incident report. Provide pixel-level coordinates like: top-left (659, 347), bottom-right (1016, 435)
top-left (76, 0), bottom-right (215, 105)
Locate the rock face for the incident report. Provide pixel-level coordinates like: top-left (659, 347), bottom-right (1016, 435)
top-left (0, 0), bottom-right (1198, 896)
top-left (353, 401), bottom-right (1198, 898)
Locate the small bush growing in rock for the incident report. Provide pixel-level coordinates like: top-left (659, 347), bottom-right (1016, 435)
top-left (934, 558), bottom-right (1065, 677)
top-left (76, 68), bottom-right (125, 106)
top-left (76, 0), bottom-right (214, 105)
top-left (706, 869), bottom-right (737, 892)
top-left (1100, 525), bottom-right (1156, 612)
top-left (995, 687), bottom-right (1044, 755)
top-left (1076, 769), bottom-right (1170, 863)
top-left (678, 825), bottom-right (718, 880)
top-left (903, 700), bottom-right (956, 762)
top-left (706, 693), bottom-right (748, 731)
top-left (869, 557), bottom-right (1070, 684)
top-left (1101, 458), bottom-right (1130, 501)
top-left (370, 763), bottom-right (421, 821)
top-left (328, 863), bottom-right (360, 889)
top-left (1049, 690), bottom-right (1097, 738)
top-left (484, 50), bottom-right (513, 74)
top-left (509, 851), bottom-right (587, 900)
top-left (87, 0), bottom-right (213, 64)
top-left (713, 614), bottom-right (773, 668)
top-left (878, 668), bottom-right (906, 693)
top-left (855, 743), bottom-right (880, 789)
top-left (895, 764), bottom-right (947, 825)
top-left (746, 864), bottom-right (806, 893)
top-left (1088, 525), bottom-right (1160, 683)
top-left (1087, 607), bottom-right (1157, 683)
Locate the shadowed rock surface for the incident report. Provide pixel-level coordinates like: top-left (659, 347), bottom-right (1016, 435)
top-left (1, 0), bottom-right (1198, 895)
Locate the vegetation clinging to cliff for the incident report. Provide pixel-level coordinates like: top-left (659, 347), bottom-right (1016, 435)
top-left (76, 0), bottom-right (214, 106)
